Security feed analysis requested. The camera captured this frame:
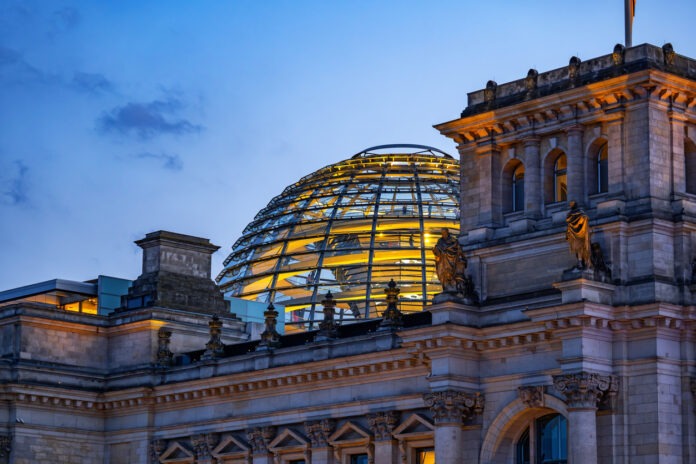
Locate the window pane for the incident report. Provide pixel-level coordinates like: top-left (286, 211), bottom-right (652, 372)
top-left (513, 165), bottom-right (525, 212)
top-left (350, 454), bottom-right (368, 464)
top-left (554, 154), bottom-right (567, 202)
top-left (598, 144), bottom-right (608, 193)
top-left (516, 427), bottom-right (530, 464)
top-left (417, 447), bottom-right (435, 464)
top-left (537, 414), bottom-right (567, 464)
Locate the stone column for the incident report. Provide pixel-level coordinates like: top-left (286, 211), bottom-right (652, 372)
top-left (247, 427), bottom-right (276, 464)
top-left (368, 412), bottom-right (399, 464)
top-left (424, 391), bottom-right (484, 464)
top-left (305, 419), bottom-right (335, 464)
top-left (669, 110), bottom-right (687, 194)
top-left (475, 140), bottom-right (502, 227)
top-left (523, 137), bottom-right (541, 217)
top-left (553, 373), bottom-right (618, 464)
top-left (566, 125), bottom-right (585, 204)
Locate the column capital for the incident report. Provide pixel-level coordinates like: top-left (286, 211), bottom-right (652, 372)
top-left (553, 372), bottom-right (619, 409)
top-left (304, 419), bottom-right (335, 448)
top-left (423, 390), bottom-right (484, 425)
top-left (247, 426), bottom-right (276, 454)
top-left (367, 411), bottom-right (399, 441)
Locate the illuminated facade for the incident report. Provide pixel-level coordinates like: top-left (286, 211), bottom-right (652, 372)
top-left (217, 145), bottom-right (460, 329)
top-left (1, 43), bottom-right (696, 464)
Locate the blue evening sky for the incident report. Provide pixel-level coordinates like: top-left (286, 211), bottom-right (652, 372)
top-left (1, 1), bottom-right (694, 289)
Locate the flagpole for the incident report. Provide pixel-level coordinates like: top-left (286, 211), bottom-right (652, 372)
top-left (625, 0), bottom-right (633, 47)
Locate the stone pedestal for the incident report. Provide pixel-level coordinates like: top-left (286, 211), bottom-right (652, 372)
top-left (428, 300), bottom-right (480, 326)
top-left (553, 274), bottom-right (615, 304)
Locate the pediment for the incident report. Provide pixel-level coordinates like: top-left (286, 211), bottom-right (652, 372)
top-left (393, 413), bottom-right (434, 438)
top-left (328, 421), bottom-right (371, 445)
top-left (211, 434), bottom-right (250, 458)
top-left (268, 428), bottom-right (309, 451)
top-left (159, 441), bottom-right (194, 464)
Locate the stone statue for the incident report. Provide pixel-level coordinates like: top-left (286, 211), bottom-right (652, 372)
top-left (433, 228), bottom-right (467, 293)
top-left (566, 201), bottom-right (591, 269)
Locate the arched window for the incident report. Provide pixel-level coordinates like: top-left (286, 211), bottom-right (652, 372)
top-left (686, 138), bottom-right (696, 195)
top-left (512, 164), bottom-right (525, 212)
top-left (553, 154), bottom-right (567, 202)
top-left (597, 142), bottom-right (608, 193)
top-left (515, 413), bottom-right (567, 464)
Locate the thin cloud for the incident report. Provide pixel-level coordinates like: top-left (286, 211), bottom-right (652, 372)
top-left (98, 98), bottom-right (202, 139)
top-left (134, 152), bottom-right (183, 171)
top-left (50, 7), bottom-right (80, 34)
top-left (1, 160), bottom-right (30, 206)
top-left (0, 45), bottom-right (54, 85)
top-left (72, 72), bottom-right (115, 95)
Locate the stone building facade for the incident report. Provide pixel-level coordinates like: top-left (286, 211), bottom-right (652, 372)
top-left (1, 43), bottom-right (696, 463)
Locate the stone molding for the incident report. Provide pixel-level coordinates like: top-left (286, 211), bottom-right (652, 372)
top-left (304, 419), bottom-right (335, 448)
top-left (423, 390), bottom-right (484, 425)
top-left (247, 427), bottom-right (276, 454)
top-left (518, 385), bottom-right (545, 408)
top-left (553, 372), bottom-right (619, 409)
top-left (367, 411), bottom-right (399, 441)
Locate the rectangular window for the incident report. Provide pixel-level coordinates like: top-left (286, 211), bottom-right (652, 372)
top-left (350, 454), bottom-right (368, 464)
top-left (416, 447), bottom-right (435, 464)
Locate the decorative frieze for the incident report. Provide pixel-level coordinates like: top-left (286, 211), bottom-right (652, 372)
top-left (304, 419), bottom-right (335, 448)
top-left (553, 372), bottom-right (619, 409)
top-left (518, 386), bottom-right (545, 408)
top-left (247, 427), bottom-right (276, 454)
top-left (423, 391), bottom-right (484, 425)
top-left (367, 411), bottom-right (399, 441)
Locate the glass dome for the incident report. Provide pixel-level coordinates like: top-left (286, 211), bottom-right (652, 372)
top-left (216, 144), bottom-right (460, 331)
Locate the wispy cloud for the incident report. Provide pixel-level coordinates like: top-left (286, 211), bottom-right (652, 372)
top-left (1, 160), bottom-right (30, 206)
top-left (0, 45), bottom-right (50, 84)
top-left (50, 6), bottom-right (80, 35)
top-left (98, 98), bottom-right (202, 139)
top-left (72, 72), bottom-right (114, 95)
top-left (134, 152), bottom-right (183, 171)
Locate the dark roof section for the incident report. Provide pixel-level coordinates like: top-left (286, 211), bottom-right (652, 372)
top-left (461, 43), bottom-right (696, 118)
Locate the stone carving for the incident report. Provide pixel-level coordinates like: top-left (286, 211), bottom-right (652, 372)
top-left (484, 80), bottom-right (497, 104)
top-left (192, 434), bottom-right (216, 461)
top-left (247, 427), bottom-right (276, 454)
top-left (379, 279), bottom-right (404, 330)
top-left (149, 439), bottom-right (166, 464)
top-left (156, 327), bottom-right (173, 368)
top-left (590, 242), bottom-right (613, 282)
top-left (433, 228), bottom-right (466, 292)
top-left (304, 419), bottom-right (335, 447)
top-left (568, 56), bottom-right (581, 86)
top-left (518, 385), bottom-right (545, 408)
top-left (423, 391), bottom-right (484, 425)
top-left (553, 372), bottom-right (619, 409)
top-left (566, 201), bottom-right (591, 269)
top-left (367, 411), bottom-right (399, 441)
top-left (0, 435), bottom-right (10, 460)
top-left (258, 303), bottom-right (281, 349)
top-left (525, 69), bottom-right (538, 99)
top-left (612, 43), bottom-right (625, 66)
top-left (202, 314), bottom-right (224, 360)
top-left (663, 43), bottom-right (675, 66)
top-left (317, 292), bottom-right (338, 339)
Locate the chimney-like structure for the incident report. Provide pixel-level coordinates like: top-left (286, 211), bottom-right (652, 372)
top-left (120, 231), bottom-right (229, 314)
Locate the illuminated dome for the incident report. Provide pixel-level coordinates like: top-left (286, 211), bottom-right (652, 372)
top-left (217, 144), bottom-right (460, 330)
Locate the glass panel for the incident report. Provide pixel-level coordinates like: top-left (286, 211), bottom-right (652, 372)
top-left (537, 414), bottom-right (567, 464)
top-left (554, 154), bottom-right (567, 202)
top-left (513, 165), bottom-right (525, 212)
top-left (598, 144), bottom-right (608, 193)
top-left (416, 447), bottom-right (435, 464)
top-left (516, 427), bottom-right (530, 464)
top-left (350, 455), bottom-right (368, 464)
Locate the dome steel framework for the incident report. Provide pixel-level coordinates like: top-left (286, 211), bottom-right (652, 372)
top-left (217, 145), bottom-right (460, 330)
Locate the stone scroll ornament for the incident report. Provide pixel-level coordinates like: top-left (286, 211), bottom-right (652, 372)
top-left (553, 372), bottom-right (619, 409)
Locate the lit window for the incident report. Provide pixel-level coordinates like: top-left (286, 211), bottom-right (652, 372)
top-left (416, 447), bottom-right (435, 464)
top-left (686, 139), bottom-right (696, 194)
top-left (554, 154), bottom-right (567, 202)
top-left (512, 164), bottom-right (525, 212)
top-left (597, 143), bottom-right (608, 193)
top-left (516, 413), bottom-right (567, 464)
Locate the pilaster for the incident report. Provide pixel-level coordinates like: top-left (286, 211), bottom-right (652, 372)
top-left (424, 391), bottom-right (484, 464)
top-left (368, 412), bottom-right (399, 464)
top-left (475, 140), bottom-right (502, 227)
top-left (566, 125), bottom-right (585, 204)
top-left (523, 136), bottom-right (542, 218)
